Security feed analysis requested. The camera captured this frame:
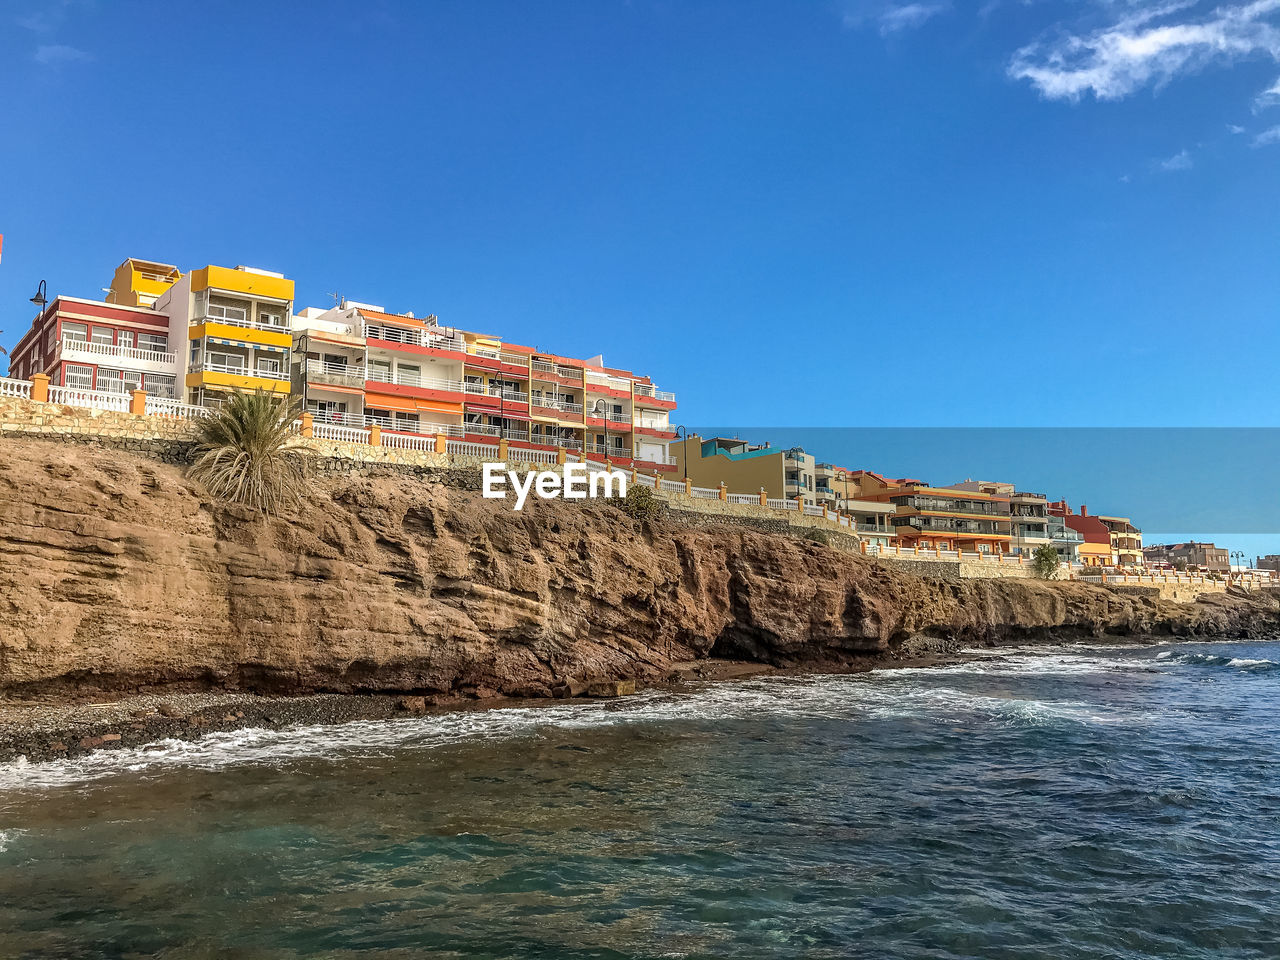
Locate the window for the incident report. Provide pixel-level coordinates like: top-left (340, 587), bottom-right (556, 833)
top-left (206, 301), bottom-right (248, 323)
top-left (397, 364), bottom-right (421, 386)
top-left (259, 311), bottom-right (283, 328)
top-left (91, 327), bottom-right (114, 345)
top-left (138, 333), bottom-right (168, 352)
top-left (255, 357), bottom-right (282, 377)
top-left (394, 412), bottom-right (419, 430)
top-left (62, 322), bottom-right (88, 342)
top-left (208, 351), bottom-right (246, 372)
top-left (117, 331), bottom-right (134, 349)
top-left (64, 365), bottom-right (93, 389)
top-left (612, 435), bottom-right (625, 450)
top-left (96, 369), bottom-right (142, 394)
top-left (144, 374), bottom-right (176, 399)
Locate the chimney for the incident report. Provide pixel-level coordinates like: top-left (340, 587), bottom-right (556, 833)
top-left (1079, 504), bottom-right (1088, 517)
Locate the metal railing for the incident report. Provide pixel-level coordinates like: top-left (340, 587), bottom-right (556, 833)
top-left (531, 396), bottom-right (583, 415)
top-left (365, 367), bottom-right (464, 393)
top-left (60, 337), bottom-right (176, 365)
top-left (633, 384), bottom-right (676, 403)
top-left (190, 360), bottom-right (290, 381)
top-left (302, 359), bottom-right (365, 381)
top-left (364, 323), bottom-right (466, 353)
top-left (196, 311), bottom-right (290, 334)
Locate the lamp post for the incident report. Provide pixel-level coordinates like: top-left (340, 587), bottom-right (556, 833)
top-left (592, 398), bottom-right (609, 464)
top-left (30, 280), bottom-right (48, 317)
top-left (674, 425), bottom-right (690, 481)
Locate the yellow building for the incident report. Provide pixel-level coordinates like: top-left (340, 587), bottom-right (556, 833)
top-left (105, 258), bottom-right (182, 308)
top-left (153, 264), bottom-right (295, 406)
top-left (1097, 515), bottom-right (1143, 567)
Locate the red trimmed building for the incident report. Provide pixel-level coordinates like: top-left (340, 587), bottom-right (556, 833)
top-left (7, 296), bottom-right (179, 399)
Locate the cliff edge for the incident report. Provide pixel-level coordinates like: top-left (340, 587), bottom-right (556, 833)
top-left (2, 438), bottom-right (1276, 699)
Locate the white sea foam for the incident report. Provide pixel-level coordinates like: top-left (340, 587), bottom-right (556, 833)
top-left (1226, 658), bottom-right (1277, 669)
top-left (0, 828), bottom-right (25, 852)
top-left (0, 666), bottom-right (1145, 793)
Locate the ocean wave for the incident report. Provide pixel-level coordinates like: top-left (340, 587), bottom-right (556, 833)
top-left (0, 828), bottom-right (25, 853)
top-left (0, 673), bottom-right (1133, 793)
top-left (1159, 653), bottom-right (1278, 672)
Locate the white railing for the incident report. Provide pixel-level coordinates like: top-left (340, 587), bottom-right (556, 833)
top-left (633, 384), bottom-right (676, 403)
top-left (635, 419), bottom-right (673, 431)
top-left (61, 338), bottom-right (176, 365)
top-left (0, 376), bottom-right (32, 399)
top-left (509, 447), bottom-right (560, 465)
top-left (634, 473), bottom-right (657, 488)
top-left (302, 359), bottom-right (365, 380)
top-left (145, 396), bottom-right (208, 419)
top-left (766, 498), bottom-right (800, 511)
top-left (313, 422), bottom-right (372, 444)
top-left (447, 439), bottom-right (501, 459)
top-left (659, 479), bottom-right (686, 494)
top-left (728, 493), bottom-right (759, 505)
top-left (364, 323), bottom-right (466, 354)
top-left (381, 431), bottom-right (437, 452)
top-left (499, 352), bottom-right (530, 367)
top-left (365, 368), bottom-right (464, 393)
top-left (691, 486), bottom-right (721, 500)
top-left (190, 360), bottom-right (290, 382)
top-left (637, 454), bottom-right (678, 466)
top-left (362, 414), bottom-right (464, 437)
top-left (47, 385), bottom-right (131, 412)
top-left (803, 504), bottom-right (825, 517)
top-left (531, 397), bottom-right (583, 415)
top-left (586, 372), bottom-right (634, 392)
top-left (197, 312), bottom-right (290, 334)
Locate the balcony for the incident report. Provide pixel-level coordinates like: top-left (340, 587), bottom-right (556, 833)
top-left (60, 337), bottom-right (177, 369)
top-left (531, 397), bottom-right (583, 417)
top-left (464, 382), bottom-right (529, 404)
top-left (191, 360), bottom-right (289, 382)
top-left (898, 516), bottom-right (1008, 537)
top-left (365, 367), bottom-right (466, 396)
top-left (195, 306), bottom-right (290, 335)
top-left (633, 383), bottom-right (676, 404)
top-left (364, 323), bottom-right (466, 355)
top-left (897, 497), bottom-right (1008, 518)
top-left (301, 358), bottom-right (366, 388)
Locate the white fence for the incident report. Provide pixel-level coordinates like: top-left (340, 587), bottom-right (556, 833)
top-left (691, 486), bottom-right (721, 500)
top-left (0, 377), bottom-right (33, 399)
top-left (447, 439), bottom-right (501, 459)
top-left (659, 479), bottom-right (686, 494)
top-left (47, 385), bottom-right (131, 412)
top-left (144, 396), bottom-right (208, 420)
top-left (727, 493), bottom-right (759, 505)
top-left (313, 422), bottom-right (372, 444)
top-left (381, 431), bottom-right (437, 452)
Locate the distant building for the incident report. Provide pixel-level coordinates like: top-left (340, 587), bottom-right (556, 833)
top-left (1144, 542), bottom-right (1229, 572)
top-left (850, 473), bottom-right (1013, 554)
top-left (1048, 501), bottom-right (1114, 567)
top-left (1257, 555), bottom-right (1280, 572)
top-left (673, 436), bottom-right (818, 504)
top-left (1097, 514), bottom-right (1143, 567)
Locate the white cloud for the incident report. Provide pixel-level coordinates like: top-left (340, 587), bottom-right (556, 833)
top-left (1256, 74), bottom-right (1280, 107)
top-left (1009, 0), bottom-right (1280, 102)
top-left (839, 1), bottom-right (949, 35)
top-left (1157, 148), bottom-right (1194, 170)
top-left (1227, 122), bottom-right (1247, 132)
top-left (878, 2), bottom-right (948, 34)
top-left (33, 43), bottom-right (91, 66)
top-left (1253, 123), bottom-right (1280, 144)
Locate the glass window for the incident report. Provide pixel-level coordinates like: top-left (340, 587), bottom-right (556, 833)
top-left (91, 327), bottom-right (114, 345)
top-left (117, 331), bottom-right (134, 349)
top-left (138, 333), bottom-right (168, 352)
top-left (63, 365), bottom-right (93, 389)
top-left (62, 322), bottom-right (88, 342)
top-left (255, 357), bottom-right (282, 377)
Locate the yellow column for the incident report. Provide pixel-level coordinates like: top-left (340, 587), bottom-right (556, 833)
top-left (498, 438), bottom-right (509, 461)
top-left (684, 478), bottom-right (693, 496)
top-left (822, 504), bottom-right (829, 519)
top-left (435, 432), bottom-right (447, 454)
top-left (719, 482), bottom-right (727, 501)
top-left (557, 447), bottom-right (567, 465)
top-left (369, 424), bottom-right (381, 447)
top-left (31, 373), bottom-right (49, 403)
top-left (300, 412), bottom-right (314, 438)
top-left (129, 389), bottom-right (147, 415)
top-left (759, 488), bottom-right (767, 507)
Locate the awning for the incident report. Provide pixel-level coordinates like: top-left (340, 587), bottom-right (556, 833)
top-left (414, 398), bottom-right (464, 415)
top-left (307, 383), bottom-right (365, 397)
top-left (363, 393), bottom-right (420, 415)
top-left (206, 336), bottom-right (289, 353)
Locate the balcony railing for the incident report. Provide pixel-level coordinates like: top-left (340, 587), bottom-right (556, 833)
top-left (633, 383), bottom-right (676, 402)
top-left (301, 359), bottom-right (366, 385)
top-left (365, 367), bottom-right (464, 393)
top-left (531, 397), bottom-right (583, 416)
top-left (61, 337), bottom-right (176, 366)
top-left (531, 360), bottom-right (582, 381)
top-left (464, 382), bottom-right (529, 403)
top-left (195, 312), bottom-right (290, 334)
top-left (364, 323), bottom-right (466, 354)
top-left (586, 372), bottom-right (634, 392)
top-left (191, 360), bottom-right (290, 381)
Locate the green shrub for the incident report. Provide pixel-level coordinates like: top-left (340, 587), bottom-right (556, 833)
top-left (1032, 543), bottom-right (1061, 579)
top-left (187, 390), bottom-right (306, 517)
top-left (619, 483), bottom-right (663, 521)
top-left (801, 528), bottom-right (830, 546)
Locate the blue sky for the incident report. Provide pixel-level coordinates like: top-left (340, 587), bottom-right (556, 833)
top-left (1, 1), bottom-right (1278, 551)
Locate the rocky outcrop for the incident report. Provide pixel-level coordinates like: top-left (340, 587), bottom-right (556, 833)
top-left (1, 438), bottom-right (1277, 698)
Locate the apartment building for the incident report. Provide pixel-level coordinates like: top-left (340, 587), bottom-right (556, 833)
top-left (1143, 542), bottom-right (1228, 572)
top-left (105, 258), bottom-right (182, 308)
top-left (1257, 555), bottom-right (1280, 573)
top-left (827, 468), bottom-right (897, 546)
top-left (290, 301), bottom-right (678, 470)
top-left (951, 480), bottom-right (1053, 558)
top-left (1097, 515), bottom-right (1143, 567)
top-left (6, 296), bottom-right (179, 400)
top-left (851, 473), bottom-right (1014, 554)
top-left (672, 437), bottom-right (823, 505)
top-left (1048, 501), bottom-right (1114, 567)
top-left (154, 265), bottom-right (295, 407)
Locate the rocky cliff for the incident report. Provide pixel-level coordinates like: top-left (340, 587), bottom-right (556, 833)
top-left (2, 438), bottom-right (1276, 699)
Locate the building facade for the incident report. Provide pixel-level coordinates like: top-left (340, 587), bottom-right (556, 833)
top-left (1143, 542), bottom-right (1229, 572)
top-left (1097, 515), bottom-right (1143, 567)
top-left (7, 296), bottom-right (179, 400)
top-left (1048, 501), bottom-right (1114, 567)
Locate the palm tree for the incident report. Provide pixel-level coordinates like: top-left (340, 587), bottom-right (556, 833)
top-left (187, 390), bottom-right (306, 516)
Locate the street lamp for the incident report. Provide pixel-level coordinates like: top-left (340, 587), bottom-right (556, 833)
top-left (674, 425), bottom-right (690, 481)
top-left (592, 398), bottom-right (609, 464)
top-left (29, 280), bottom-right (48, 316)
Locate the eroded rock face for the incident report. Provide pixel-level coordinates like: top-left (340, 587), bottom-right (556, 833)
top-left (1, 439), bottom-right (1276, 697)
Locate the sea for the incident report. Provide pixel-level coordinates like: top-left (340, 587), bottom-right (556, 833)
top-left (1, 639), bottom-right (1277, 959)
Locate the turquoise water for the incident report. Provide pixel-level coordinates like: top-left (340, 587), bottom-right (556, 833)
top-left (1, 641), bottom-right (1278, 959)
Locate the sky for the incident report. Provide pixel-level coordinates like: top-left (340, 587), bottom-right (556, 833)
top-left (1, 0), bottom-right (1277, 551)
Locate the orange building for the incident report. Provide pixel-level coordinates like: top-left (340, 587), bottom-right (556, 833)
top-left (847, 472), bottom-right (1013, 554)
top-left (1048, 501), bottom-right (1113, 567)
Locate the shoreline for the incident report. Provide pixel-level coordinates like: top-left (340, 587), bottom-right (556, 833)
top-left (0, 637), bottom-right (1180, 765)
